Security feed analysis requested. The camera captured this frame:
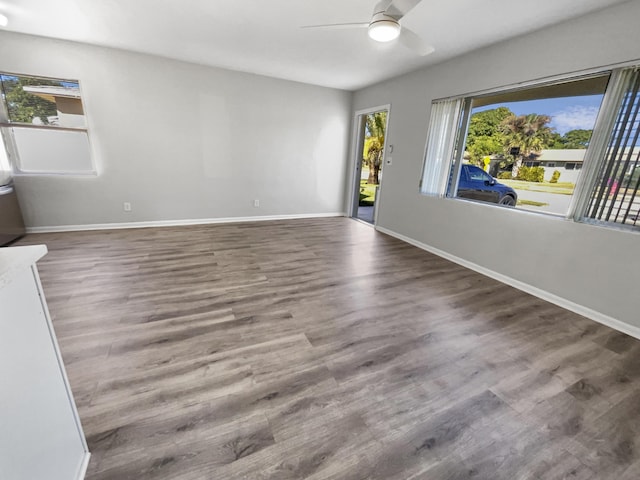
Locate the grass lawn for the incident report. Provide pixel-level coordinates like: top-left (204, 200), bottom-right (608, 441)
top-left (500, 179), bottom-right (575, 195)
top-left (359, 180), bottom-right (377, 206)
top-left (518, 199), bottom-right (549, 207)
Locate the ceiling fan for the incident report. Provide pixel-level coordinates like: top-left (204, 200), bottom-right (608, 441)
top-left (301, 0), bottom-right (434, 56)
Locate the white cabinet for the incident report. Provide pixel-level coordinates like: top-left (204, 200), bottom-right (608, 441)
top-left (0, 246), bottom-right (89, 480)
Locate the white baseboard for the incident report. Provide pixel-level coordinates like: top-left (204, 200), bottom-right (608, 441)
top-left (26, 212), bottom-right (345, 234)
top-left (376, 225), bottom-right (640, 341)
top-left (76, 452), bottom-right (90, 480)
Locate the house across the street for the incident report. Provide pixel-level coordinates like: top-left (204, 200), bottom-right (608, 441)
top-left (524, 148), bottom-right (640, 183)
top-left (525, 149), bottom-right (586, 183)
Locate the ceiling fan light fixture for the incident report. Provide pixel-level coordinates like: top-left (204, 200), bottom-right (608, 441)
top-left (368, 14), bottom-right (400, 42)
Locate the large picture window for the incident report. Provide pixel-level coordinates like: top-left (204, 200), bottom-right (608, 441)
top-left (0, 72), bottom-right (93, 175)
top-left (421, 65), bottom-right (640, 232)
top-left (449, 74), bottom-right (609, 215)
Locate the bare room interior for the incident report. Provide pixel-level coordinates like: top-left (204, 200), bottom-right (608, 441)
top-left (1, 1), bottom-right (639, 479)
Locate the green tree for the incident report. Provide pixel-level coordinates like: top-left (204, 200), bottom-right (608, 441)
top-left (545, 129), bottom-right (593, 149)
top-left (562, 129), bottom-right (592, 149)
top-left (465, 107), bottom-right (512, 165)
top-left (546, 131), bottom-right (566, 149)
top-left (363, 111), bottom-right (386, 185)
top-left (468, 107), bottom-right (513, 138)
top-left (500, 113), bottom-right (552, 177)
top-left (0, 75), bottom-right (60, 124)
top-left (467, 135), bottom-right (504, 166)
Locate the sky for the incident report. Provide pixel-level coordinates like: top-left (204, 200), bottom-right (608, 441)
top-left (0, 74), bottom-right (79, 89)
top-left (473, 95), bottom-right (604, 135)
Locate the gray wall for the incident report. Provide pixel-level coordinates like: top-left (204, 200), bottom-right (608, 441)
top-left (0, 31), bottom-right (352, 227)
top-left (353, 1), bottom-right (640, 328)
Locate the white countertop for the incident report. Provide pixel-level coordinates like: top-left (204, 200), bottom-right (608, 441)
top-left (0, 245), bottom-right (48, 290)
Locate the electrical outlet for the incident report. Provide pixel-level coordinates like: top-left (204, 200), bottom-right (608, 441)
top-left (123, 202), bottom-right (132, 212)
top-left (253, 199), bottom-right (260, 207)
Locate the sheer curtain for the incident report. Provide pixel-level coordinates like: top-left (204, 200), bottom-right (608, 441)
top-left (420, 98), bottom-right (463, 195)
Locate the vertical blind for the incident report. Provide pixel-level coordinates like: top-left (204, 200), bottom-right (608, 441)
top-left (421, 98), bottom-right (463, 195)
top-left (585, 68), bottom-right (640, 228)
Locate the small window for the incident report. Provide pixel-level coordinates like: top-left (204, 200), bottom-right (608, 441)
top-left (467, 165), bottom-right (492, 182)
top-left (566, 163), bottom-right (576, 170)
top-left (0, 72), bottom-right (93, 175)
top-left (546, 162), bottom-right (556, 168)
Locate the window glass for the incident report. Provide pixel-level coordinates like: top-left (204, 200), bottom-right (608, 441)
top-left (467, 165), bottom-right (492, 182)
top-left (0, 74), bottom-right (85, 128)
top-left (447, 74), bottom-right (609, 214)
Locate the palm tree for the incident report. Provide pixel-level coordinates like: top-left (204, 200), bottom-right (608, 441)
top-left (500, 113), bottom-right (552, 177)
top-left (363, 111), bottom-right (387, 184)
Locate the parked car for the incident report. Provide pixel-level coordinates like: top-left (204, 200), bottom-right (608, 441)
top-left (456, 164), bottom-right (517, 206)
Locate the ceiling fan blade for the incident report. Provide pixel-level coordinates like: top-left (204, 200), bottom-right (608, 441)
top-left (386, 0), bottom-right (422, 20)
top-left (301, 22), bottom-right (369, 30)
top-left (373, 0), bottom-right (394, 14)
top-left (398, 27), bottom-right (434, 56)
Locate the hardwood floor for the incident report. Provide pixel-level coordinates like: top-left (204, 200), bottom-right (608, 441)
top-left (15, 217), bottom-right (640, 479)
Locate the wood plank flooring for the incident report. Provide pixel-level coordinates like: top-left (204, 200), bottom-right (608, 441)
top-left (15, 217), bottom-right (640, 479)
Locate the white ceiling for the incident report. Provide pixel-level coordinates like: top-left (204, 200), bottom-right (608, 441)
top-left (0, 0), bottom-right (631, 91)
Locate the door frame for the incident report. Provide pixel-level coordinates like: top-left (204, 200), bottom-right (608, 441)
top-left (346, 104), bottom-right (391, 226)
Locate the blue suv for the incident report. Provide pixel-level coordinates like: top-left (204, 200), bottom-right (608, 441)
top-left (456, 164), bottom-right (517, 206)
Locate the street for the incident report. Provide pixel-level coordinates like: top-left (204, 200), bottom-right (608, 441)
top-left (514, 189), bottom-right (572, 216)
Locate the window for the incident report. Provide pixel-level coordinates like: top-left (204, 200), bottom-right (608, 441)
top-left (422, 65), bottom-right (640, 231)
top-left (0, 73), bottom-right (93, 174)
top-left (467, 166), bottom-right (493, 182)
top-left (446, 74), bottom-right (608, 215)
